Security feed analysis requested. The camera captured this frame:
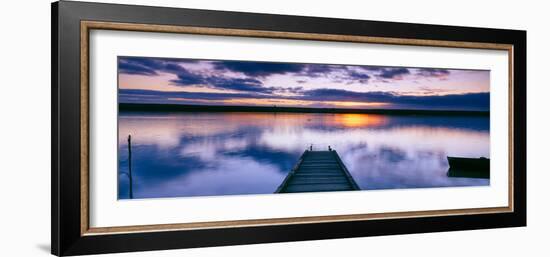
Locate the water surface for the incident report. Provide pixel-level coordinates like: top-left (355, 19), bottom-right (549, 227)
top-left (118, 112), bottom-right (489, 199)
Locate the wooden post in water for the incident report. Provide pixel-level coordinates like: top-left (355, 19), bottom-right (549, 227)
top-left (127, 135), bottom-right (133, 199)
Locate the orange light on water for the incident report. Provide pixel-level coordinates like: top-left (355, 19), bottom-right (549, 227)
top-left (333, 114), bottom-right (387, 128)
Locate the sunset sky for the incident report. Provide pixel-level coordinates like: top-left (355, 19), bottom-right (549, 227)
top-left (118, 56), bottom-right (490, 111)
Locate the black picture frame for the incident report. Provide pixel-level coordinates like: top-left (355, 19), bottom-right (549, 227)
top-left (52, 1), bottom-right (526, 256)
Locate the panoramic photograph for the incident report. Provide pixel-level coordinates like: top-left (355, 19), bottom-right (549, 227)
top-left (117, 56), bottom-right (490, 199)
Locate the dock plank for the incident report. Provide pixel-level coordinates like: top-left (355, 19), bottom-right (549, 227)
top-left (275, 150), bottom-right (360, 193)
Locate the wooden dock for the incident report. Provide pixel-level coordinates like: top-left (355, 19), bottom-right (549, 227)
top-left (275, 150), bottom-right (360, 193)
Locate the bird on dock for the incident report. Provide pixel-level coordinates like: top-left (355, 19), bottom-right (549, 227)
top-left (328, 145), bottom-right (332, 151)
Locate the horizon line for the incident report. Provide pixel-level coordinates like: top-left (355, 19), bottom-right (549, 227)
top-left (118, 102), bottom-right (490, 116)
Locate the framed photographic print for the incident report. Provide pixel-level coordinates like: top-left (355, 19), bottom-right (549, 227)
top-left (51, 1), bottom-right (526, 256)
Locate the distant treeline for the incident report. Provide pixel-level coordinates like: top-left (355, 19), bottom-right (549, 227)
top-left (118, 103), bottom-right (490, 116)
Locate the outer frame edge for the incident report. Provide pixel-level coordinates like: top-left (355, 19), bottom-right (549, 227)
top-left (51, 1), bottom-right (60, 256)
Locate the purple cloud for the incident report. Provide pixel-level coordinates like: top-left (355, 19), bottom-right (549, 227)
top-left (119, 88), bottom-right (489, 111)
top-left (214, 60), bottom-right (305, 77)
top-left (416, 68), bottom-right (451, 78)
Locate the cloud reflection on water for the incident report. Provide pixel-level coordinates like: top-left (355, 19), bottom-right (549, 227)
top-left (118, 112), bottom-right (489, 199)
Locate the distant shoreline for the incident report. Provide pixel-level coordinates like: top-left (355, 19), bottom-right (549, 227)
top-left (118, 103), bottom-right (490, 116)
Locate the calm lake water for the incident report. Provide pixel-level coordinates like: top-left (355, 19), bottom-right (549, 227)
top-left (118, 112), bottom-right (489, 199)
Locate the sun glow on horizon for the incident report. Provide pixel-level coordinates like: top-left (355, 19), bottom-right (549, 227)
top-left (166, 97), bottom-right (390, 109)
